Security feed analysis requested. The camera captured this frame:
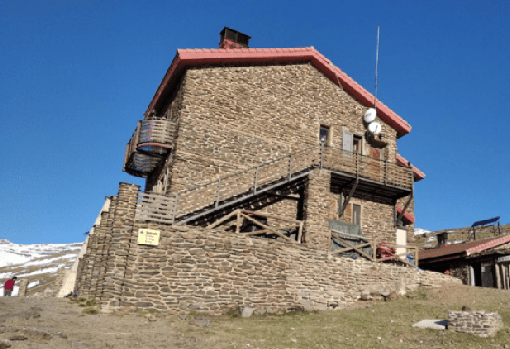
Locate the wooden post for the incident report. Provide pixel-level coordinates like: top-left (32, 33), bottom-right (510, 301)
top-left (235, 210), bottom-right (242, 233)
top-left (253, 166), bottom-right (259, 194)
top-left (215, 178), bottom-right (221, 208)
top-left (297, 221), bottom-right (303, 244)
top-left (415, 247), bottom-right (419, 268)
top-left (495, 263), bottom-right (501, 289)
top-left (505, 263), bottom-right (510, 290)
top-left (288, 154), bottom-right (292, 181)
top-left (504, 263), bottom-right (510, 290)
top-left (320, 142), bottom-right (324, 169)
top-left (172, 194), bottom-right (179, 224)
top-left (384, 160), bottom-right (387, 185)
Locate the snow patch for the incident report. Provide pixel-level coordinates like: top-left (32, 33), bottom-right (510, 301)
top-left (0, 241), bottom-right (83, 268)
top-left (414, 228), bottom-right (431, 235)
top-left (23, 254), bottom-right (77, 267)
top-left (28, 280), bottom-right (40, 289)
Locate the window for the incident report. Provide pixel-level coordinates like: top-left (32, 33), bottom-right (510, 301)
top-left (320, 125), bottom-right (330, 145)
top-left (353, 135), bottom-right (362, 154)
top-left (343, 131), bottom-right (363, 155)
top-left (438, 233), bottom-right (448, 246)
top-left (352, 204), bottom-right (361, 226)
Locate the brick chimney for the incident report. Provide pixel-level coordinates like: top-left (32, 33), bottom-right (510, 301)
top-left (219, 27), bottom-right (251, 49)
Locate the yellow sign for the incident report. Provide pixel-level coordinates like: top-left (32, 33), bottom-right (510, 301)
top-left (137, 229), bottom-right (160, 246)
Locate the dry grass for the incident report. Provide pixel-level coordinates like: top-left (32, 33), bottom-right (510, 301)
top-left (172, 284), bottom-right (510, 349)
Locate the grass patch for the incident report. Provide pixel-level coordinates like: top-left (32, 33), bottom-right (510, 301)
top-left (136, 309), bottom-right (160, 316)
top-left (82, 308), bottom-right (99, 315)
top-left (171, 284), bottom-right (510, 349)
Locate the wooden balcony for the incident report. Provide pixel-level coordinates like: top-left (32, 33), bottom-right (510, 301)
top-left (322, 146), bottom-right (414, 199)
top-left (134, 145), bottom-right (414, 225)
top-left (123, 119), bottom-right (177, 178)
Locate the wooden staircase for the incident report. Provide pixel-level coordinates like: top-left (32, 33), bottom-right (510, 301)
top-left (134, 144), bottom-right (414, 226)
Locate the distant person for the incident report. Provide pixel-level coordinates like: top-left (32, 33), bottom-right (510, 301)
top-left (3, 276), bottom-right (17, 296)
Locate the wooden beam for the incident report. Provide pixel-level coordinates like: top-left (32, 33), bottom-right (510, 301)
top-left (331, 229), bottom-right (371, 241)
top-left (331, 243), bottom-right (372, 255)
top-left (242, 228), bottom-right (272, 236)
top-left (241, 214), bottom-right (296, 243)
top-left (264, 193), bottom-right (301, 201)
top-left (339, 178), bottom-right (358, 218)
top-left (236, 209), bottom-right (242, 233)
top-left (297, 221), bottom-right (303, 244)
top-left (206, 210), bottom-right (239, 229)
top-left (241, 209), bottom-right (302, 225)
top-left (396, 167), bottom-right (414, 227)
top-left (331, 234), bottom-right (373, 261)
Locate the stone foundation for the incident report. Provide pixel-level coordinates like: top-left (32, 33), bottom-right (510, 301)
top-left (74, 182), bottom-right (461, 315)
top-left (448, 310), bottom-right (504, 338)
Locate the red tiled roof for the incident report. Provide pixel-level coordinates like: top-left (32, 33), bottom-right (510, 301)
top-left (146, 47), bottom-right (412, 138)
top-left (420, 234), bottom-right (510, 260)
top-left (396, 205), bottom-right (415, 225)
top-left (396, 154), bottom-right (426, 181)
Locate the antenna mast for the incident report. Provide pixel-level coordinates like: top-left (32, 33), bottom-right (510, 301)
top-left (374, 26), bottom-right (380, 110)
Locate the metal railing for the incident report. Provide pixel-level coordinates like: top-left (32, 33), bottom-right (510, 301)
top-left (135, 144), bottom-right (414, 224)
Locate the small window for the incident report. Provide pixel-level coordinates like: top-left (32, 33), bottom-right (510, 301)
top-left (352, 204), bottom-right (361, 226)
top-left (353, 135), bottom-right (362, 154)
top-left (319, 125), bottom-right (330, 145)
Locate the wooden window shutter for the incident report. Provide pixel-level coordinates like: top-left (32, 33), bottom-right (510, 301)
top-left (344, 203), bottom-right (352, 220)
top-left (343, 131), bottom-right (353, 152)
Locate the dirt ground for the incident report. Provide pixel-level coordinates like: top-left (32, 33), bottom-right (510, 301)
top-left (0, 297), bottom-right (209, 349)
top-left (2, 283), bottom-right (510, 349)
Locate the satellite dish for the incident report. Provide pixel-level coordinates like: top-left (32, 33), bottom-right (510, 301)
top-left (364, 108), bottom-right (377, 123)
top-left (368, 122), bottom-right (382, 135)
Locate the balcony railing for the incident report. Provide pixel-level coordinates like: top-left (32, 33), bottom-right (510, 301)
top-left (322, 146), bottom-right (413, 189)
top-left (123, 119), bottom-right (177, 177)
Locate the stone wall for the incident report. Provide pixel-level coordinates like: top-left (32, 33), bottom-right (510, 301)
top-left (448, 310), bottom-right (503, 337)
top-left (449, 261), bottom-right (470, 285)
top-left (168, 63), bottom-right (399, 193)
top-left (76, 182), bottom-right (446, 315)
top-left (105, 223), bottom-right (459, 315)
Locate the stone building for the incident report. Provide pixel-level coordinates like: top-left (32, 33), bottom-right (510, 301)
top-left (72, 29), bottom-right (465, 315)
top-left (122, 27), bottom-right (424, 250)
top-left (420, 234), bottom-right (510, 289)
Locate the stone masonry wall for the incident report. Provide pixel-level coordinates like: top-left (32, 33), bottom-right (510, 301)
top-left (448, 310), bottom-right (504, 337)
top-left (77, 184), bottom-right (461, 315)
top-left (449, 261), bottom-right (470, 285)
top-left (102, 224), bottom-right (460, 315)
top-left (303, 169), bottom-right (399, 249)
top-left (166, 63), bottom-right (399, 192)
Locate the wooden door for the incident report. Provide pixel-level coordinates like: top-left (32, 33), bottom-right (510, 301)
top-left (368, 148), bottom-right (382, 181)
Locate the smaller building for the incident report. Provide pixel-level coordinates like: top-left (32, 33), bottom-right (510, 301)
top-left (419, 234), bottom-right (510, 289)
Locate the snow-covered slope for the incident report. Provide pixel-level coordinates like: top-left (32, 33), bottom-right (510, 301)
top-left (0, 239), bottom-right (83, 296)
top-left (414, 228), bottom-right (431, 235)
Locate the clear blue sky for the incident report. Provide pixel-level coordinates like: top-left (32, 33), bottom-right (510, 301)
top-left (2, 0), bottom-right (510, 244)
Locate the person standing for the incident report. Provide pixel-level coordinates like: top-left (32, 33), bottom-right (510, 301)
top-left (4, 276), bottom-right (17, 297)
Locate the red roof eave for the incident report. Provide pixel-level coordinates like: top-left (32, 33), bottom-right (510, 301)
top-left (466, 234), bottom-right (510, 255)
top-left (396, 154), bottom-right (425, 181)
top-left (420, 234), bottom-right (510, 261)
top-left (146, 47), bottom-right (412, 137)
